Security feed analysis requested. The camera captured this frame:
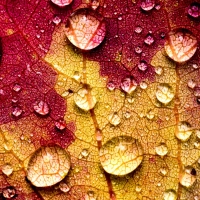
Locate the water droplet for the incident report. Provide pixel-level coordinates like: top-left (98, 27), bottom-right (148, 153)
top-left (179, 166), bottom-right (196, 187)
top-left (127, 96), bottom-right (135, 103)
top-left (160, 167), bottom-right (167, 176)
top-left (91, 0), bottom-right (100, 10)
top-left (53, 16), bottom-right (61, 25)
top-left (118, 16), bottom-right (122, 20)
top-left (108, 112), bottom-right (121, 126)
top-left (196, 129), bottom-right (200, 140)
top-left (59, 182), bottom-right (70, 193)
top-left (27, 145), bottom-right (70, 187)
top-left (163, 189), bottom-right (177, 200)
top-left (99, 136), bottom-right (143, 175)
top-left (2, 186), bottom-right (16, 199)
top-left (85, 191), bottom-right (97, 200)
top-left (141, 0), bottom-right (155, 11)
top-left (155, 143), bottom-right (168, 156)
top-left (146, 110), bottom-right (154, 119)
top-left (65, 9), bottom-right (106, 50)
top-left (51, 0), bottom-right (73, 7)
top-left (155, 66), bottom-right (163, 75)
top-left (187, 79), bottom-right (196, 89)
top-left (55, 120), bottom-right (66, 130)
top-left (2, 164), bottom-right (13, 176)
top-left (12, 107), bottom-right (22, 117)
top-left (81, 149), bottom-right (89, 158)
top-left (74, 87), bottom-right (97, 111)
top-left (135, 46), bottom-right (142, 54)
top-left (34, 101), bottom-right (49, 116)
top-left (155, 4), bottom-right (161, 10)
top-left (138, 61), bottom-right (148, 71)
top-left (107, 81), bottom-right (116, 91)
top-left (192, 63), bottom-right (199, 69)
top-left (140, 81), bottom-right (148, 89)
top-left (160, 32), bottom-right (166, 39)
top-left (197, 157), bottom-right (200, 165)
top-left (36, 34), bottom-right (40, 39)
top-left (188, 2), bottom-right (200, 18)
top-left (176, 121), bottom-right (193, 142)
top-left (124, 111), bottom-right (131, 119)
top-left (73, 71), bottom-right (81, 81)
top-left (135, 185), bottom-right (142, 192)
top-left (121, 77), bottom-right (137, 94)
top-left (12, 84), bottom-right (21, 92)
top-left (164, 29), bottom-right (198, 63)
top-left (135, 26), bottom-right (143, 33)
top-left (156, 83), bottom-right (175, 104)
top-left (144, 34), bottom-right (154, 45)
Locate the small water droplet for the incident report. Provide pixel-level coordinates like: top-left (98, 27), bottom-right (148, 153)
top-left (176, 121), bottom-right (193, 142)
top-left (155, 4), bottom-right (161, 10)
top-left (107, 81), bottom-right (116, 91)
top-left (51, 0), bottom-right (73, 7)
top-left (146, 110), bottom-right (154, 119)
top-left (108, 112), bottom-right (121, 126)
top-left (27, 145), bottom-right (70, 187)
top-left (155, 66), bottom-right (163, 75)
top-left (118, 16), bottom-right (122, 20)
top-left (81, 149), bottom-right (89, 158)
top-left (179, 166), bottom-right (196, 187)
top-left (34, 101), bottom-right (49, 116)
top-left (187, 79), bottom-right (196, 89)
top-left (73, 71), bottom-right (81, 81)
top-left (55, 120), bottom-right (66, 130)
top-left (2, 164), bottom-right (13, 176)
top-left (91, 0), bottom-right (100, 10)
top-left (156, 83), bottom-right (175, 104)
top-left (188, 2), bottom-right (200, 18)
top-left (192, 63), bottom-right (199, 69)
top-left (85, 191), bottom-right (97, 200)
top-left (138, 61), bottom-right (148, 71)
top-left (59, 182), bottom-right (70, 193)
top-left (194, 141), bottom-right (199, 148)
top-left (141, 0), bottom-right (155, 11)
top-left (96, 129), bottom-right (102, 141)
top-left (124, 111), bottom-right (131, 119)
top-left (155, 143), bottom-right (168, 156)
top-left (99, 136), bottom-right (144, 175)
top-left (2, 186), bottom-right (16, 199)
top-left (140, 81), bottom-right (148, 89)
top-left (65, 8), bottom-right (106, 50)
top-left (135, 185), bottom-right (142, 192)
top-left (160, 167), bottom-right (167, 176)
top-left (197, 157), bottom-right (200, 165)
top-left (135, 26), bottom-right (143, 33)
top-left (36, 34), bottom-right (40, 39)
top-left (163, 189), bottom-right (177, 200)
top-left (196, 129), bottom-right (200, 140)
top-left (160, 32), bottom-right (166, 39)
top-left (74, 87), bottom-right (97, 111)
top-left (121, 77), bottom-right (137, 94)
top-left (135, 46), bottom-right (142, 54)
top-left (53, 16), bottom-right (61, 25)
top-left (144, 34), bottom-right (154, 45)
top-left (12, 84), bottom-right (21, 92)
top-left (12, 107), bottom-right (22, 117)
top-left (127, 96), bottom-right (135, 103)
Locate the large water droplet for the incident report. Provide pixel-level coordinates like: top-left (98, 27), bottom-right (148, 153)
top-left (74, 87), bottom-right (97, 111)
top-left (2, 186), bottom-right (16, 199)
top-left (156, 83), bottom-right (174, 104)
top-left (144, 34), bottom-right (154, 45)
top-left (188, 2), bottom-right (200, 18)
top-left (141, 0), bottom-right (155, 11)
top-left (53, 16), bottom-right (61, 25)
top-left (121, 77), bottom-right (137, 94)
top-left (51, 0), bottom-right (73, 7)
top-left (108, 112), bottom-right (121, 126)
top-left (155, 143), bottom-right (168, 156)
top-left (99, 136), bottom-right (143, 175)
top-left (179, 166), bottom-right (196, 187)
top-left (34, 101), bottom-right (49, 116)
top-left (65, 9), bottom-right (106, 50)
top-left (27, 145), bottom-right (70, 187)
top-left (163, 189), bottom-right (177, 200)
top-left (176, 121), bottom-right (193, 142)
top-left (2, 164), bottom-right (13, 176)
top-left (138, 61), bottom-right (148, 71)
top-left (164, 29), bottom-right (197, 63)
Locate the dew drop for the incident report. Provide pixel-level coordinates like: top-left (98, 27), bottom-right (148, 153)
top-left (197, 157), bottom-right (200, 165)
top-left (85, 191), bottom-right (97, 200)
top-left (53, 16), bottom-right (61, 25)
top-left (99, 136), bottom-right (143, 175)
top-left (141, 0), bottom-right (155, 11)
top-left (2, 164), bottom-right (13, 176)
top-left (34, 101), bottom-right (49, 116)
top-left (155, 4), bottom-right (161, 10)
top-left (127, 96), bottom-right (135, 103)
top-left (2, 186), bottom-right (16, 199)
top-left (27, 145), bottom-right (70, 187)
top-left (155, 66), bottom-right (163, 75)
top-left (192, 63), bottom-right (199, 69)
top-left (156, 83), bottom-right (175, 104)
top-left (135, 26), bottom-right (143, 33)
top-left (12, 107), bottom-right (22, 117)
top-left (155, 143), bottom-right (168, 156)
top-left (176, 121), bottom-right (193, 142)
top-left (160, 32), bottom-right (166, 39)
top-left (12, 84), bottom-right (21, 92)
top-left (146, 110), bottom-right (154, 119)
top-left (163, 189), bottom-right (177, 200)
top-left (144, 34), bottom-right (154, 45)
top-left (107, 81), bottom-right (116, 91)
top-left (124, 111), bottom-right (131, 119)
top-left (121, 77), bottom-right (137, 94)
top-left (135, 46), bottom-right (142, 54)
top-left (91, 0), bottom-right (100, 10)
top-left (74, 87), bottom-right (97, 111)
top-left (81, 148), bottom-right (89, 158)
top-left (51, 0), bottom-right (73, 7)
top-left (138, 61), bottom-right (148, 71)
top-left (160, 167), bottom-right (167, 176)
top-left (73, 71), bottom-right (81, 81)
top-left (188, 2), bottom-right (200, 18)
top-left (55, 120), bottom-right (66, 130)
top-left (196, 129), bottom-right (200, 140)
top-left (108, 112), bottom-right (121, 126)
top-left (65, 8), bottom-right (106, 50)
top-left (140, 81), bottom-right (148, 89)
top-left (135, 185), bottom-right (142, 193)
top-left (179, 166), bottom-right (196, 187)
top-left (187, 79), bottom-right (196, 89)
top-left (59, 182), bottom-right (70, 193)
top-left (164, 29), bottom-right (197, 63)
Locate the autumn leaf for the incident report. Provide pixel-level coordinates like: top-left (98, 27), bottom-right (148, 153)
top-left (0, 0), bottom-right (200, 200)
